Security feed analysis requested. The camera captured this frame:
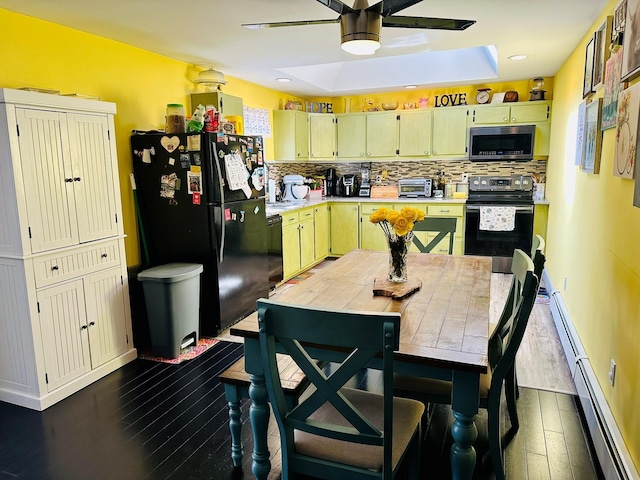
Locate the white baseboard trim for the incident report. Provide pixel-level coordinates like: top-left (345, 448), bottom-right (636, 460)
top-left (543, 270), bottom-right (639, 480)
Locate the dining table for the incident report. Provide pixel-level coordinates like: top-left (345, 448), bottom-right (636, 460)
top-left (230, 249), bottom-right (492, 480)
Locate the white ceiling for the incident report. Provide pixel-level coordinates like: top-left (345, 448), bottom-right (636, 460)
top-left (0, 0), bottom-right (608, 97)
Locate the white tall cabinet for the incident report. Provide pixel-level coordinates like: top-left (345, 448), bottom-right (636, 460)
top-left (0, 88), bottom-right (136, 410)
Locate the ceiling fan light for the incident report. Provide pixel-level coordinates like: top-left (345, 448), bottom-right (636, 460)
top-left (341, 39), bottom-right (381, 55)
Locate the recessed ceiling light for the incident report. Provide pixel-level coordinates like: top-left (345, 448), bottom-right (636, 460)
top-left (508, 54), bottom-right (528, 61)
top-left (405, 85), bottom-right (417, 89)
top-left (276, 77), bottom-right (291, 83)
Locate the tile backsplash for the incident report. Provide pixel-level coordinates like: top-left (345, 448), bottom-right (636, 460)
top-left (266, 159), bottom-right (547, 186)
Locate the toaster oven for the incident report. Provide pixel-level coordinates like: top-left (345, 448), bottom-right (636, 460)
top-left (398, 178), bottom-right (432, 198)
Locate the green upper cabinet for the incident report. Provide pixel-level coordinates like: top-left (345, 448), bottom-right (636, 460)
top-left (309, 113), bottom-right (335, 160)
top-left (398, 110), bottom-right (433, 157)
top-left (470, 101), bottom-right (551, 157)
top-left (336, 112), bottom-right (397, 160)
top-left (190, 92), bottom-right (243, 118)
top-left (431, 106), bottom-right (469, 157)
top-left (273, 110), bottom-right (309, 161)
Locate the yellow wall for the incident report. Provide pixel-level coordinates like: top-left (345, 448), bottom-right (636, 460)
top-left (547, 0), bottom-right (640, 470)
top-left (0, 8), bottom-right (301, 266)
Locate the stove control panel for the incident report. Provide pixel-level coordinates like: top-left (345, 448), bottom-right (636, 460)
top-left (469, 175), bottom-right (533, 191)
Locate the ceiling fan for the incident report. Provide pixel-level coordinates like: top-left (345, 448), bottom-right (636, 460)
top-left (242, 0), bottom-right (476, 55)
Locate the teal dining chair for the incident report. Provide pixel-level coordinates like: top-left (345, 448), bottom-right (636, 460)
top-left (257, 298), bottom-right (424, 480)
top-left (394, 249), bottom-right (538, 480)
top-left (411, 217), bottom-right (457, 254)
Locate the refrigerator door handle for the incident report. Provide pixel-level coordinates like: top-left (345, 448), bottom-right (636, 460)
top-left (213, 142), bottom-right (225, 262)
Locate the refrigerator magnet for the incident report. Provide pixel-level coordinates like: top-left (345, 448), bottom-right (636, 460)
top-left (168, 157), bottom-right (175, 166)
top-left (160, 136), bottom-right (180, 153)
top-left (258, 151), bottom-right (263, 165)
top-left (255, 137), bottom-right (262, 149)
top-left (225, 208), bottom-right (231, 221)
top-left (187, 172), bottom-right (202, 194)
top-left (180, 154), bottom-right (190, 169)
top-left (192, 192), bottom-right (201, 205)
top-left (191, 152), bottom-right (201, 166)
top-left (247, 138), bottom-right (254, 152)
top-left (187, 135), bottom-right (201, 151)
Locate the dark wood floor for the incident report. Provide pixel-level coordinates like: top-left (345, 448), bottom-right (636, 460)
top-left (0, 341), bottom-right (602, 480)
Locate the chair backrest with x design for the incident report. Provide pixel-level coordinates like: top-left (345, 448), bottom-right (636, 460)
top-left (257, 298), bottom-right (404, 480)
top-left (411, 217), bottom-right (457, 254)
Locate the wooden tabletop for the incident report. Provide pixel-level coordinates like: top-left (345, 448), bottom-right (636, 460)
top-left (231, 250), bottom-right (492, 374)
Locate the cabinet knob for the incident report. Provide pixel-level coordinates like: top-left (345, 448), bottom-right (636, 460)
top-left (425, 151), bottom-right (429, 155)
top-left (503, 117), bottom-right (508, 122)
top-left (51, 265), bottom-right (59, 271)
top-left (74, 177), bottom-right (81, 182)
top-left (81, 325), bottom-right (88, 330)
top-left (101, 253), bottom-right (108, 258)
top-left (89, 321), bottom-right (95, 326)
top-left (433, 150), bottom-right (437, 154)
top-left (511, 118), bottom-right (516, 122)
top-left (65, 178), bottom-right (74, 183)
top-left (360, 153), bottom-right (365, 156)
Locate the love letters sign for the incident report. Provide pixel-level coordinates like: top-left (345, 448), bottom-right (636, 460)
top-left (434, 93), bottom-right (467, 107)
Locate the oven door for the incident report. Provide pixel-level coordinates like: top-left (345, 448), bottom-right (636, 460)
top-left (464, 204), bottom-right (534, 273)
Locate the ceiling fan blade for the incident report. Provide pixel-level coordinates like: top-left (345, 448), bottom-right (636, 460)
top-left (382, 16), bottom-right (476, 30)
top-left (242, 18), bottom-right (340, 29)
top-left (316, 0), bottom-right (355, 15)
top-left (377, 0), bottom-right (423, 17)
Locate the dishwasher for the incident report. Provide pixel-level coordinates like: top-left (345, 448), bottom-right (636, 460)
top-left (267, 214), bottom-right (283, 290)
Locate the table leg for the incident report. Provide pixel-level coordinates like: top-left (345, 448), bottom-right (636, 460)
top-left (223, 384), bottom-right (244, 467)
top-left (450, 410), bottom-right (478, 480)
top-left (450, 370), bottom-right (480, 480)
top-left (249, 373), bottom-right (271, 480)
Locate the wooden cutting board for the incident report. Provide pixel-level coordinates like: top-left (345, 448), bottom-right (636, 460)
top-left (370, 185), bottom-right (398, 199)
top-left (373, 277), bottom-right (422, 299)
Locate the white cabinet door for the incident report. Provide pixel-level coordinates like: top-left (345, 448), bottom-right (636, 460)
top-left (83, 268), bottom-right (129, 368)
top-left (16, 109), bottom-right (79, 253)
top-left (38, 279), bottom-right (91, 391)
top-left (67, 113), bottom-right (118, 244)
top-left (16, 109), bottom-right (118, 253)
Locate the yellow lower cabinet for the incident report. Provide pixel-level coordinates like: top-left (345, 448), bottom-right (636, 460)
top-left (298, 208), bottom-right (316, 270)
top-left (330, 203), bottom-right (359, 255)
top-left (282, 222), bottom-right (301, 280)
top-left (314, 204), bottom-right (330, 260)
top-left (360, 203), bottom-right (393, 251)
top-left (426, 233), bottom-right (464, 255)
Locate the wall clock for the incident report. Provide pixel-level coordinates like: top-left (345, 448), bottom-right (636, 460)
top-left (476, 88), bottom-right (491, 104)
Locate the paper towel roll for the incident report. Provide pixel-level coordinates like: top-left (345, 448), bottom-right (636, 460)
top-left (268, 179), bottom-right (276, 203)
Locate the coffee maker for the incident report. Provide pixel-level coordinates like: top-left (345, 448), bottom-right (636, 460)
top-left (325, 168), bottom-right (337, 197)
top-left (338, 174), bottom-right (359, 197)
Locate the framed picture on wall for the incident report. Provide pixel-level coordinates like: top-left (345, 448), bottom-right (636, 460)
top-left (613, 81), bottom-right (640, 178)
top-left (575, 101), bottom-right (587, 166)
top-left (583, 34), bottom-right (596, 98)
top-left (602, 47), bottom-right (627, 129)
top-left (613, 0), bottom-right (627, 46)
top-left (621, 0), bottom-right (640, 81)
top-left (593, 17), bottom-right (613, 89)
top-left (582, 99), bottom-right (603, 174)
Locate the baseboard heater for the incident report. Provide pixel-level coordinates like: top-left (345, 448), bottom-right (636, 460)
top-left (544, 270), bottom-right (639, 480)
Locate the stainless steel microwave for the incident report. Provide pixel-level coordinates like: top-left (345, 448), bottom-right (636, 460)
top-left (468, 125), bottom-right (536, 161)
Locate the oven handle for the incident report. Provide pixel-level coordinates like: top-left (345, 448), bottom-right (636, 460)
top-left (466, 205), bottom-right (534, 213)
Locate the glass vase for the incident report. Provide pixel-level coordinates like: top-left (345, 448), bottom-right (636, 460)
top-left (386, 232), bottom-right (412, 283)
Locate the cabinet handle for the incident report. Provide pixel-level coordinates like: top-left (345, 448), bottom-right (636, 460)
top-left (433, 150), bottom-right (437, 154)
top-left (74, 177), bottom-right (81, 182)
top-left (425, 150), bottom-right (429, 155)
top-left (81, 325), bottom-right (88, 330)
top-left (101, 253), bottom-right (108, 258)
top-left (89, 321), bottom-right (95, 326)
top-left (511, 118), bottom-right (516, 122)
top-left (441, 209), bottom-right (450, 213)
top-left (503, 117), bottom-right (508, 122)
top-left (65, 178), bottom-right (74, 183)
top-left (51, 265), bottom-right (59, 271)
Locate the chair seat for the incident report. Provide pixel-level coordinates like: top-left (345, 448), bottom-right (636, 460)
top-left (394, 369), bottom-right (492, 402)
top-left (295, 387), bottom-right (424, 472)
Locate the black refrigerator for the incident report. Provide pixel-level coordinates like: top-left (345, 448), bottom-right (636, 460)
top-left (131, 132), bottom-right (268, 336)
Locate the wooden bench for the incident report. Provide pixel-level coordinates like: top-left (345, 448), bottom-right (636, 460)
top-left (219, 354), bottom-right (313, 467)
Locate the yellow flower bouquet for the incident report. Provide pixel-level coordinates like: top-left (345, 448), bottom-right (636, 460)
top-left (370, 206), bottom-right (425, 282)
